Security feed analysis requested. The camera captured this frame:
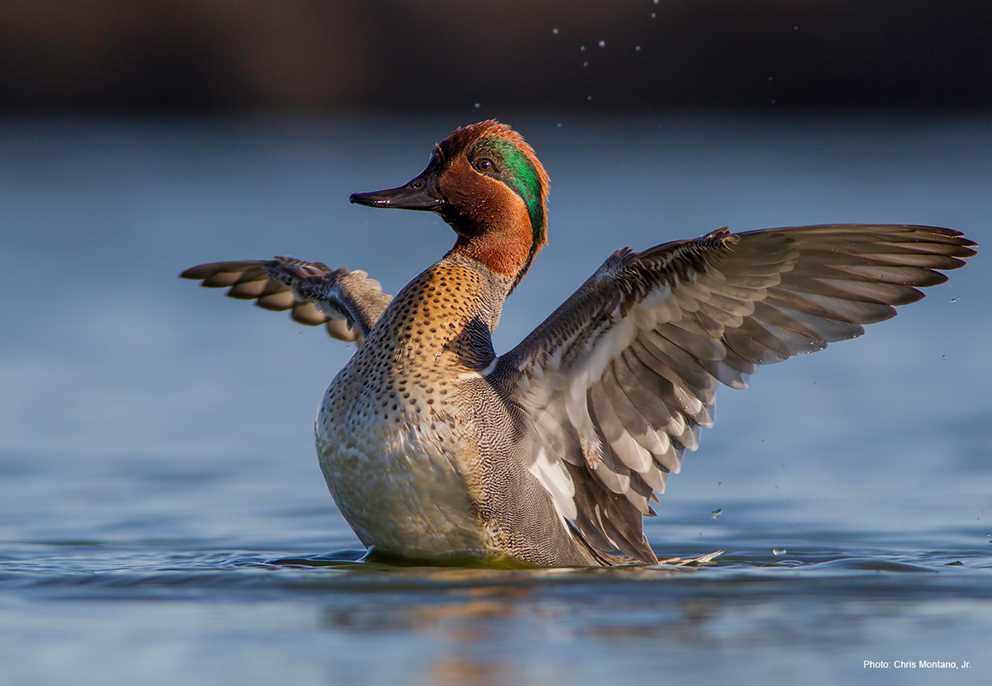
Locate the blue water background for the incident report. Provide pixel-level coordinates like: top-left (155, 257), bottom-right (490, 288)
top-left (0, 113), bottom-right (989, 684)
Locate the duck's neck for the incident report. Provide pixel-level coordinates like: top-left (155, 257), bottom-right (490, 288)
top-left (376, 253), bottom-right (511, 373)
top-left (437, 251), bottom-right (515, 332)
top-left (450, 210), bottom-right (540, 291)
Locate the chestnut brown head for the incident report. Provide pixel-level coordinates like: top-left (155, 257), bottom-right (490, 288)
top-left (351, 120), bottom-right (550, 285)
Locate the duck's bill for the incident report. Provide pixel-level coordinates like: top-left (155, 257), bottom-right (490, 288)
top-left (349, 184), bottom-right (443, 210)
top-left (350, 160), bottom-right (445, 211)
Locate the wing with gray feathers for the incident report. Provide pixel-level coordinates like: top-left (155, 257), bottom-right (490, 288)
top-left (180, 257), bottom-right (392, 344)
top-left (495, 225), bottom-right (976, 564)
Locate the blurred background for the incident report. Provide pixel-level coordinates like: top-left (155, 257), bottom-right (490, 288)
top-left (1, 3), bottom-right (990, 686)
top-left (2, 0), bottom-right (991, 112)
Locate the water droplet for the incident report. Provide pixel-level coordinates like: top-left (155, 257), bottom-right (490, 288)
top-left (950, 297), bottom-right (960, 303)
top-left (650, 12), bottom-right (657, 19)
top-left (793, 25), bottom-right (799, 31)
top-left (556, 122), bottom-right (564, 128)
top-left (711, 508), bottom-right (723, 519)
top-left (767, 75), bottom-right (774, 81)
top-left (580, 45), bottom-right (587, 52)
top-left (552, 27), bottom-right (559, 35)
top-left (598, 39), bottom-right (606, 48)
top-left (586, 95), bottom-right (593, 102)
top-left (635, 45), bottom-right (642, 52)
top-left (772, 548), bottom-right (787, 556)
top-left (582, 60), bottom-right (589, 68)
top-left (653, 0), bottom-right (659, 4)
top-left (473, 102), bottom-right (481, 109)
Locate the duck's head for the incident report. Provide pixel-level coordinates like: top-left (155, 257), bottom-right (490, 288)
top-left (350, 120), bottom-right (549, 287)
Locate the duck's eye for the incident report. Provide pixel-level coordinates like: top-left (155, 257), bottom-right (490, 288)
top-left (474, 158), bottom-right (496, 173)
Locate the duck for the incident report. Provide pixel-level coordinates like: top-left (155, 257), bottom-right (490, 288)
top-left (181, 119), bottom-right (976, 568)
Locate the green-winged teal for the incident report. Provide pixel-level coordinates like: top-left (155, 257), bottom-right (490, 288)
top-left (182, 120), bottom-right (976, 567)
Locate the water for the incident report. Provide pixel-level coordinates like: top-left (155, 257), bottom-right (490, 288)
top-left (1, 114), bottom-right (990, 684)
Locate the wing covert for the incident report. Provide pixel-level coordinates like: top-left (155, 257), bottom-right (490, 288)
top-left (495, 224), bottom-right (976, 564)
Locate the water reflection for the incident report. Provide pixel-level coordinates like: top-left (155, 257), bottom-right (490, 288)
top-left (303, 554), bottom-right (992, 685)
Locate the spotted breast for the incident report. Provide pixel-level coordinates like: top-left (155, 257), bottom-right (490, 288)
top-left (315, 256), bottom-right (504, 562)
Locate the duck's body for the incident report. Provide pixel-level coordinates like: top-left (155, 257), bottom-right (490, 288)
top-left (182, 120), bottom-right (976, 568)
top-left (317, 258), bottom-right (500, 562)
top-left (317, 254), bottom-right (597, 566)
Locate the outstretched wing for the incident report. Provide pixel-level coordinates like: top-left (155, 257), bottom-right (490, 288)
top-left (493, 225), bottom-right (976, 564)
top-left (180, 257), bottom-right (392, 344)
